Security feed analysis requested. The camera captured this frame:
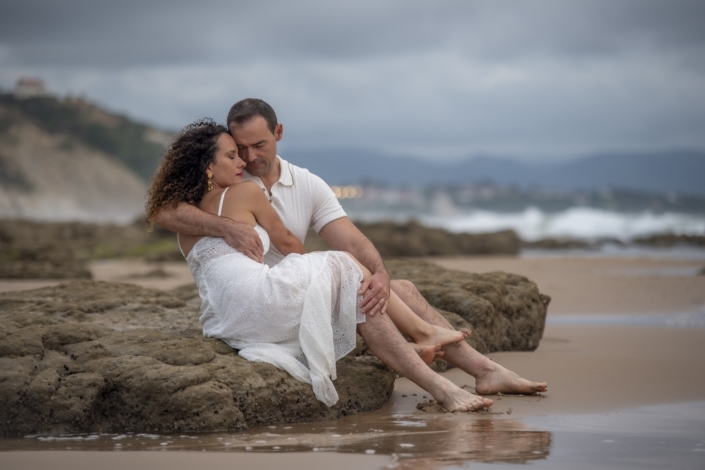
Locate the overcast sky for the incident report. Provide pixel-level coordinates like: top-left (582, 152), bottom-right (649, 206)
top-left (1, 0), bottom-right (704, 161)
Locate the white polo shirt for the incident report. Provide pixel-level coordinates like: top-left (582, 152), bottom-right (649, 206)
top-left (244, 156), bottom-right (347, 267)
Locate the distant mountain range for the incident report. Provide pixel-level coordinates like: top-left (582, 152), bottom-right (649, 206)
top-left (1, 92), bottom-right (703, 224)
top-left (284, 148), bottom-right (705, 196)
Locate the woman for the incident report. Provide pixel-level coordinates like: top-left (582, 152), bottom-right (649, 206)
top-left (146, 119), bottom-right (471, 407)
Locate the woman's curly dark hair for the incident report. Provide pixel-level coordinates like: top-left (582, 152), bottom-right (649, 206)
top-left (145, 118), bottom-right (228, 228)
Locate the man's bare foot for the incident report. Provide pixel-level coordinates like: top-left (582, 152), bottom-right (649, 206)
top-left (475, 362), bottom-right (548, 395)
top-left (416, 325), bottom-right (470, 348)
top-left (411, 343), bottom-right (444, 365)
top-left (436, 382), bottom-right (494, 412)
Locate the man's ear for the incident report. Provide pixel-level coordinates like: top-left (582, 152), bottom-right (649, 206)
top-left (274, 123), bottom-right (283, 141)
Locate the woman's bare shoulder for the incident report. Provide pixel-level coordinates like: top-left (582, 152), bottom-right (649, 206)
top-left (226, 181), bottom-right (264, 196)
top-left (223, 181), bottom-right (268, 209)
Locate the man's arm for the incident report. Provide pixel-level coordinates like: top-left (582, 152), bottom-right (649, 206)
top-left (319, 217), bottom-right (390, 316)
top-left (154, 201), bottom-right (264, 262)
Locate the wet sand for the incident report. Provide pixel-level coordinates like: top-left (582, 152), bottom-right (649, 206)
top-left (2, 254), bottom-right (705, 468)
top-left (0, 450), bottom-right (390, 470)
top-left (432, 255), bottom-right (705, 315)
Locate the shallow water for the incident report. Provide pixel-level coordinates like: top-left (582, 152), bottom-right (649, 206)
top-left (2, 401), bottom-right (704, 469)
top-left (548, 309), bottom-right (705, 328)
top-left (522, 244), bottom-right (705, 261)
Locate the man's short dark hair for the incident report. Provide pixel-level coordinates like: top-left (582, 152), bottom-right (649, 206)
top-left (226, 98), bottom-right (278, 134)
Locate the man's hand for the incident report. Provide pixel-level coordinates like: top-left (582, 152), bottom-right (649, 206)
top-left (358, 270), bottom-right (391, 316)
top-left (221, 219), bottom-right (264, 263)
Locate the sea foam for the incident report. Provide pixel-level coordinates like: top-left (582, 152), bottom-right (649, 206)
top-left (350, 206), bottom-right (705, 242)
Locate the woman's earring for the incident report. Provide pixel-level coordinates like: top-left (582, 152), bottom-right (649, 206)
top-left (207, 173), bottom-right (214, 191)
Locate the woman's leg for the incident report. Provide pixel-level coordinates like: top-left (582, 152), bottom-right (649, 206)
top-left (386, 289), bottom-right (470, 347)
top-left (410, 342), bottom-right (444, 365)
top-left (343, 252), bottom-right (469, 348)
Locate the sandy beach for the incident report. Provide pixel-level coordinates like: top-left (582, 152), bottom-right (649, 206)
top-left (2, 253), bottom-right (705, 469)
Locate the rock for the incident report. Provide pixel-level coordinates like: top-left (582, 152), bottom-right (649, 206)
top-left (522, 238), bottom-right (592, 250)
top-left (385, 259), bottom-right (550, 354)
top-left (633, 233), bottom-right (705, 248)
top-left (343, 259), bottom-right (549, 373)
top-left (0, 281), bottom-right (395, 435)
top-left (0, 219), bottom-right (521, 274)
top-left (698, 266), bottom-right (705, 276)
top-left (0, 219), bottom-right (182, 276)
top-left (0, 259), bottom-right (550, 434)
top-left (305, 222), bottom-right (521, 256)
top-left (0, 253), bottom-right (92, 279)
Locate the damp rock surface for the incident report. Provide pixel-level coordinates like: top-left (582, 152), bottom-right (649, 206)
top-left (0, 281), bottom-right (395, 435)
top-left (384, 259), bottom-right (550, 372)
top-left (0, 259), bottom-right (549, 434)
top-left (305, 223), bottom-right (520, 256)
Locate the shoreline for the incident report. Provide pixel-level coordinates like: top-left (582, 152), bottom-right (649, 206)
top-left (2, 254), bottom-right (704, 468)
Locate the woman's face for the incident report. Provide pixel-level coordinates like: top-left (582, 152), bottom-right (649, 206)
top-left (207, 133), bottom-right (246, 189)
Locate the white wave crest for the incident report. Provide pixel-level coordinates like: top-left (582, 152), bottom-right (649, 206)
top-left (415, 207), bottom-right (704, 241)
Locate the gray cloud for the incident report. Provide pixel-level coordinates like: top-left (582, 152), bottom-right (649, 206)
top-left (1, 0), bottom-right (704, 160)
top-left (2, 0), bottom-right (704, 65)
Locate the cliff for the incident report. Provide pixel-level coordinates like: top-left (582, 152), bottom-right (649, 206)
top-left (0, 94), bottom-right (169, 222)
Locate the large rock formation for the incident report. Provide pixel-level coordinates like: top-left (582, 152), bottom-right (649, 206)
top-left (0, 260), bottom-right (550, 435)
top-left (305, 223), bottom-right (521, 256)
top-left (633, 233), bottom-right (705, 248)
top-left (0, 219), bottom-right (177, 279)
top-left (0, 281), bottom-right (394, 435)
top-left (384, 259), bottom-right (549, 356)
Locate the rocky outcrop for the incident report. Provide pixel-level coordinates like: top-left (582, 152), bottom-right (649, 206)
top-left (0, 249), bottom-right (91, 279)
top-left (385, 259), bottom-right (550, 357)
top-left (522, 238), bottom-right (592, 250)
top-left (0, 281), bottom-right (395, 435)
top-left (0, 219), bottom-right (177, 278)
top-left (633, 233), bottom-right (705, 248)
top-left (0, 218), bottom-right (521, 281)
top-left (305, 223), bottom-right (521, 256)
top-left (0, 259), bottom-right (550, 434)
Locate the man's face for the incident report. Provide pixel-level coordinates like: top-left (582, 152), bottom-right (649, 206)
top-left (229, 116), bottom-right (283, 178)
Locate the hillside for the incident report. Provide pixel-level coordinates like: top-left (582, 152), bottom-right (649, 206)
top-left (0, 94), bottom-right (170, 180)
top-left (0, 95), bottom-right (159, 222)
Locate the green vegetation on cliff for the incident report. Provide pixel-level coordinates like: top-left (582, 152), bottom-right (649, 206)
top-left (0, 94), bottom-right (170, 179)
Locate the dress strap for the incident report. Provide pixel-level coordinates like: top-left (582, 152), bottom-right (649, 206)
top-left (217, 187), bottom-right (230, 216)
top-left (176, 234), bottom-right (186, 258)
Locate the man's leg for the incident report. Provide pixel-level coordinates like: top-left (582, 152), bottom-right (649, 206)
top-left (390, 279), bottom-right (548, 395)
top-left (357, 308), bottom-right (493, 412)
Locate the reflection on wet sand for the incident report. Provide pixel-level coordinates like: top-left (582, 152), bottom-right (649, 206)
top-left (5, 415), bottom-right (551, 469)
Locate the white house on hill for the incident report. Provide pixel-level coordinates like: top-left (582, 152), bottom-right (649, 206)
top-left (14, 77), bottom-right (48, 98)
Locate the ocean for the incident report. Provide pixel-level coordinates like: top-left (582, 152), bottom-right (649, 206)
top-left (345, 205), bottom-right (705, 244)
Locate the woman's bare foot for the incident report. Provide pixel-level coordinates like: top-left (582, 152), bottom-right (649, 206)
top-left (411, 343), bottom-right (444, 365)
top-left (436, 382), bottom-right (494, 412)
top-left (475, 362), bottom-right (548, 395)
top-left (416, 325), bottom-right (470, 348)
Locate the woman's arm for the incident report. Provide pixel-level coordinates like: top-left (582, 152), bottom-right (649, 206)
top-left (246, 185), bottom-right (306, 256)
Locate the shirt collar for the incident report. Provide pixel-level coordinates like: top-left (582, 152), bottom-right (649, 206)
top-left (243, 155), bottom-right (293, 187)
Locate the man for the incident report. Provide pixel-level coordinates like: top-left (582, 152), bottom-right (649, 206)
top-left (155, 99), bottom-right (546, 408)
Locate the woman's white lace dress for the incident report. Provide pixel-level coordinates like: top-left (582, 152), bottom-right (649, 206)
top-left (182, 190), bottom-right (365, 406)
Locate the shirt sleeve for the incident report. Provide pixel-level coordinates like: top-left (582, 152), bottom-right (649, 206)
top-left (308, 171), bottom-right (348, 233)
